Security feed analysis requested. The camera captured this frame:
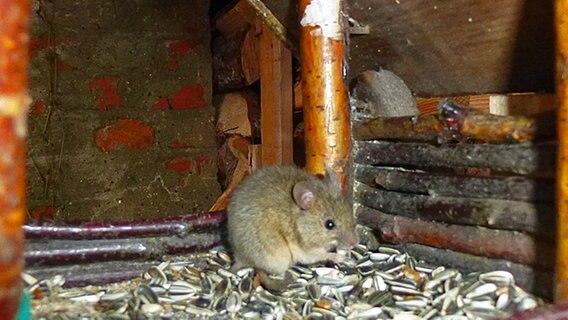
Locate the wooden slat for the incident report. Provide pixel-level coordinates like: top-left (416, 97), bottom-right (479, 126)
top-left (259, 22), bottom-right (293, 166)
top-left (555, 0), bottom-right (568, 303)
top-left (355, 182), bottom-right (555, 237)
top-left (354, 164), bottom-right (555, 203)
top-left (353, 141), bottom-right (556, 175)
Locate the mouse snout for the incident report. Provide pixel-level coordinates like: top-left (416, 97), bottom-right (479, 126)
top-left (339, 230), bottom-right (358, 248)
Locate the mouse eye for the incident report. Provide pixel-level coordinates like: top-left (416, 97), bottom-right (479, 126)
top-left (325, 219), bottom-right (336, 230)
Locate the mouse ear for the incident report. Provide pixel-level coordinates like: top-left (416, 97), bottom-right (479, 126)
top-left (293, 181), bottom-right (315, 210)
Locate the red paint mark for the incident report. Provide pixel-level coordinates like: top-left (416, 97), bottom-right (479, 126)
top-left (166, 156), bottom-right (193, 174)
top-left (168, 40), bottom-right (193, 56)
top-left (56, 62), bottom-right (74, 71)
top-left (31, 207), bottom-right (56, 221)
top-left (152, 97), bottom-right (169, 111)
top-left (171, 85), bottom-right (207, 110)
top-left (194, 155), bottom-right (211, 175)
top-left (31, 100), bottom-right (45, 115)
top-left (88, 78), bottom-right (123, 110)
top-left (167, 58), bottom-right (178, 70)
top-left (29, 38), bottom-right (70, 58)
top-left (178, 178), bottom-right (188, 188)
top-left (95, 119), bottom-right (154, 152)
top-left (169, 141), bottom-right (192, 149)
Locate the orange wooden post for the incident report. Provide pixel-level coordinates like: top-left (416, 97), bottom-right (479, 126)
top-left (0, 0), bottom-right (31, 317)
top-left (556, 0), bottom-right (568, 303)
top-left (259, 23), bottom-right (294, 166)
top-left (298, 0), bottom-right (351, 186)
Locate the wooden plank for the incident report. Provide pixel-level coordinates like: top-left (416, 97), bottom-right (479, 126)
top-left (555, 0), bottom-right (568, 303)
top-left (354, 164), bottom-right (555, 203)
top-left (259, 22), bottom-right (293, 166)
top-left (259, 0), bottom-right (554, 96)
top-left (353, 141), bottom-right (556, 175)
top-left (356, 206), bottom-right (555, 268)
top-left (355, 182), bottom-right (555, 237)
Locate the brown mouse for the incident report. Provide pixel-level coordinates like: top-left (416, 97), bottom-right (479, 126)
top-left (227, 165), bottom-right (358, 288)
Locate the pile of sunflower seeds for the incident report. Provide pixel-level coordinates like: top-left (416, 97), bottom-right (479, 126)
top-left (25, 226), bottom-right (543, 319)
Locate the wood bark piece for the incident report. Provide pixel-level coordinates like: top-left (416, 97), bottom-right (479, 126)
top-left (25, 232), bottom-right (222, 266)
top-left (215, 91), bottom-right (259, 138)
top-left (352, 101), bottom-right (556, 143)
top-left (299, 0), bottom-right (351, 187)
top-left (354, 164), bottom-right (555, 203)
top-left (211, 136), bottom-right (251, 211)
top-left (350, 69), bottom-right (419, 119)
top-left (352, 115), bottom-right (443, 142)
top-left (24, 211), bottom-right (226, 240)
top-left (556, 0), bottom-right (568, 303)
top-left (212, 25), bottom-right (260, 92)
top-left (353, 141), bottom-right (556, 175)
top-left (438, 99), bottom-right (556, 143)
top-left (214, 0), bottom-right (256, 36)
top-left (395, 242), bottom-right (552, 299)
top-left (356, 206), bottom-right (555, 268)
top-left (260, 23), bottom-right (293, 166)
top-left (355, 182), bottom-right (555, 237)
top-left (0, 0), bottom-right (30, 317)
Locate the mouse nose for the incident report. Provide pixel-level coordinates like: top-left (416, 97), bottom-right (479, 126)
top-left (343, 231), bottom-right (358, 248)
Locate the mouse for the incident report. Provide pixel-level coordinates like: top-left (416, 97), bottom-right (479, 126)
top-left (227, 165), bottom-right (358, 290)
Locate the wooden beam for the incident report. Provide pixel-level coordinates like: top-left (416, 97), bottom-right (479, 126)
top-left (0, 0), bottom-right (31, 317)
top-left (259, 22), bottom-right (293, 166)
top-left (555, 0), bottom-right (568, 303)
top-left (299, 0), bottom-right (350, 186)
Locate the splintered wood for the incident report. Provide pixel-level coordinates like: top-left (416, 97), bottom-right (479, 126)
top-left (0, 0), bottom-right (31, 317)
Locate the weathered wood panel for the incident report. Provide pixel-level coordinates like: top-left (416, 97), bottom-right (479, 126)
top-left (260, 0), bottom-right (554, 96)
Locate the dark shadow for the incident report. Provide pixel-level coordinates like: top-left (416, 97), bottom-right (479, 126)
top-left (511, 0), bottom-right (556, 301)
top-left (509, 0), bottom-right (555, 93)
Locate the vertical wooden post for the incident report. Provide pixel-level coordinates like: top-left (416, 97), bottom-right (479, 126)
top-left (298, 0), bottom-right (351, 186)
top-left (0, 0), bottom-right (31, 317)
top-left (259, 23), bottom-right (294, 166)
top-left (556, 0), bottom-right (568, 303)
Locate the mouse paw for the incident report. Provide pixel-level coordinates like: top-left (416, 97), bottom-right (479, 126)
top-left (327, 252), bottom-right (346, 264)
